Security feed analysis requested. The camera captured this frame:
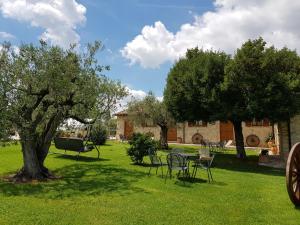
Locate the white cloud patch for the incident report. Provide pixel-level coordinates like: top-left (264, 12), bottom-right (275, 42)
top-left (0, 31), bottom-right (15, 39)
top-left (0, 0), bottom-right (86, 47)
top-left (121, 0), bottom-right (300, 68)
top-left (116, 87), bottom-right (162, 112)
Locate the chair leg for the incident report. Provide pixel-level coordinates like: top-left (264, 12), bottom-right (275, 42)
top-left (77, 152), bottom-right (80, 161)
top-left (165, 168), bottom-right (170, 183)
top-left (192, 167), bottom-right (198, 179)
top-left (207, 169), bottom-right (211, 183)
top-left (208, 168), bottom-right (213, 181)
top-left (156, 167), bottom-right (159, 175)
top-left (191, 166), bottom-right (195, 179)
top-left (148, 167), bottom-right (152, 176)
top-left (161, 166), bottom-right (164, 178)
top-left (177, 170), bottom-right (181, 178)
top-left (94, 146), bottom-right (100, 159)
top-left (182, 170), bottom-right (186, 185)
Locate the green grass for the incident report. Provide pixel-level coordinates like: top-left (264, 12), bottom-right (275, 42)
top-left (0, 141), bottom-right (299, 225)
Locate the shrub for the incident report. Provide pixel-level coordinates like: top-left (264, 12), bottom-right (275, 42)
top-left (90, 124), bottom-right (108, 145)
top-left (127, 132), bottom-right (158, 164)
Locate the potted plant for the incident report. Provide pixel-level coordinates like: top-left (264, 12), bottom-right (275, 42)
top-left (264, 133), bottom-right (274, 148)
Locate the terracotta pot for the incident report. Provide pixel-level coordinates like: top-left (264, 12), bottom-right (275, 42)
top-left (271, 145), bottom-right (278, 155)
top-left (267, 141), bottom-right (274, 148)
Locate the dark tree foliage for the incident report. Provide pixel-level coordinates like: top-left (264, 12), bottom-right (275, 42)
top-left (164, 39), bottom-right (300, 159)
top-left (164, 48), bottom-right (230, 123)
top-left (222, 38), bottom-right (300, 158)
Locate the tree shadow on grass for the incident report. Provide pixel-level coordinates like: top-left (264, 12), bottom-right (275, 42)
top-left (212, 153), bottom-right (285, 177)
top-left (0, 164), bottom-right (148, 199)
top-left (173, 176), bottom-right (227, 188)
top-left (52, 154), bottom-right (110, 162)
top-left (101, 143), bottom-right (112, 147)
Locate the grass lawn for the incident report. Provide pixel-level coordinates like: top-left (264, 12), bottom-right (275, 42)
top-left (0, 141), bottom-right (299, 225)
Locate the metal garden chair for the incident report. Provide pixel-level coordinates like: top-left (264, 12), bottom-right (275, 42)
top-left (191, 149), bottom-right (215, 182)
top-left (148, 148), bottom-right (166, 177)
top-left (165, 153), bottom-right (189, 183)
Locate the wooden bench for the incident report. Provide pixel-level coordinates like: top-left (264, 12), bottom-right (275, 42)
top-left (54, 137), bottom-right (100, 160)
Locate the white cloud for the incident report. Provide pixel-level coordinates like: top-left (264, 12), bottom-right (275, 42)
top-left (116, 87), bottom-right (163, 112)
top-left (0, 44), bottom-right (19, 54)
top-left (0, 31), bottom-right (15, 39)
top-left (121, 0), bottom-right (300, 68)
top-left (118, 88), bottom-right (147, 110)
top-left (0, 0), bottom-right (86, 47)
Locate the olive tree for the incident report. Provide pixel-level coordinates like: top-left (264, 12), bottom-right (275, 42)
top-left (127, 92), bottom-right (175, 149)
top-left (0, 41), bottom-right (127, 181)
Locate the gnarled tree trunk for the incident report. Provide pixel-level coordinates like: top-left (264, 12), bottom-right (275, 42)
top-left (20, 137), bottom-right (43, 179)
top-left (232, 120), bottom-right (247, 159)
top-left (15, 114), bottom-right (63, 181)
top-left (160, 126), bottom-right (169, 150)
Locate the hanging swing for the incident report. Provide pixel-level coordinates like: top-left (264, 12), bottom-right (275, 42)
top-left (53, 123), bottom-right (100, 160)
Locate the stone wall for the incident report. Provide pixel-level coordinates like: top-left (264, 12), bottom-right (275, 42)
top-left (180, 122), bottom-right (220, 144)
top-left (133, 126), bottom-right (161, 140)
top-left (116, 116), bottom-right (126, 139)
top-left (116, 115), bottom-right (272, 147)
top-left (290, 115), bottom-right (300, 147)
top-left (275, 115), bottom-right (300, 158)
top-left (242, 123), bottom-right (273, 147)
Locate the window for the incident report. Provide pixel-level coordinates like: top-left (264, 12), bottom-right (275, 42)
top-left (245, 119), bottom-right (270, 127)
top-left (141, 120), bottom-right (156, 127)
top-left (188, 121), bottom-right (208, 127)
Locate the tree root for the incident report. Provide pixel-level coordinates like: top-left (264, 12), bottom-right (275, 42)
top-left (4, 168), bottom-right (61, 183)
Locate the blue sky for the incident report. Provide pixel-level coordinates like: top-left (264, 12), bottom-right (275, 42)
top-left (79, 0), bottom-right (213, 96)
top-left (1, 0), bottom-right (300, 99)
top-left (0, 0), bottom-right (213, 98)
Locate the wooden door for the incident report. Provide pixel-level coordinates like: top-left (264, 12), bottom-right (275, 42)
top-left (124, 121), bottom-right (133, 139)
top-left (167, 127), bottom-right (177, 142)
top-left (220, 121), bottom-right (234, 141)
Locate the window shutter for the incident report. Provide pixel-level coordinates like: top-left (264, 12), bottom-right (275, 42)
top-left (263, 119), bottom-right (270, 127)
top-left (245, 121), bottom-right (252, 127)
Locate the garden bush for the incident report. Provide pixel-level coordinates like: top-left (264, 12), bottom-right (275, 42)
top-left (90, 124), bottom-right (108, 145)
top-left (127, 132), bottom-right (158, 164)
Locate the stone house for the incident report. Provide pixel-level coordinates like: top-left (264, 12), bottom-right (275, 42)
top-left (275, 115), bottom-right (300, 160)
top-left (115, 111), bottom-right (273, 147)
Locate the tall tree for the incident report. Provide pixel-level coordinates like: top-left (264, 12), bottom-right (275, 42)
top-left (127, 92), bottom-right (175, 149)
top-left (0, 41), bottom-right (127, 181)
top-left (164, 40), bottom-right (300, 158)
top-left (164, 48), bottom-right (229, 123)
top-left (222, 38), bottom-right (300, 158)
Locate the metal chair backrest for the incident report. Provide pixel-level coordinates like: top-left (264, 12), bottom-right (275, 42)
top-left (208, 154), bottom-right (215, 167)
top-left (199, 148), bottom-right (210, 158)
top-left (149, 154), bottom-right (161, 165)
top-left (219, 141), bottom-right (226, 148)
top-left (171, 148), bottom-right (183, 153)
top-left (148, 148), bottom-right (160, 165)
top-left (202, 139), bottom-right (208, 147)
top-left (167, 153), bottom-right (186, 169)
top-left (148, 148), bottom-right (156, 156)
